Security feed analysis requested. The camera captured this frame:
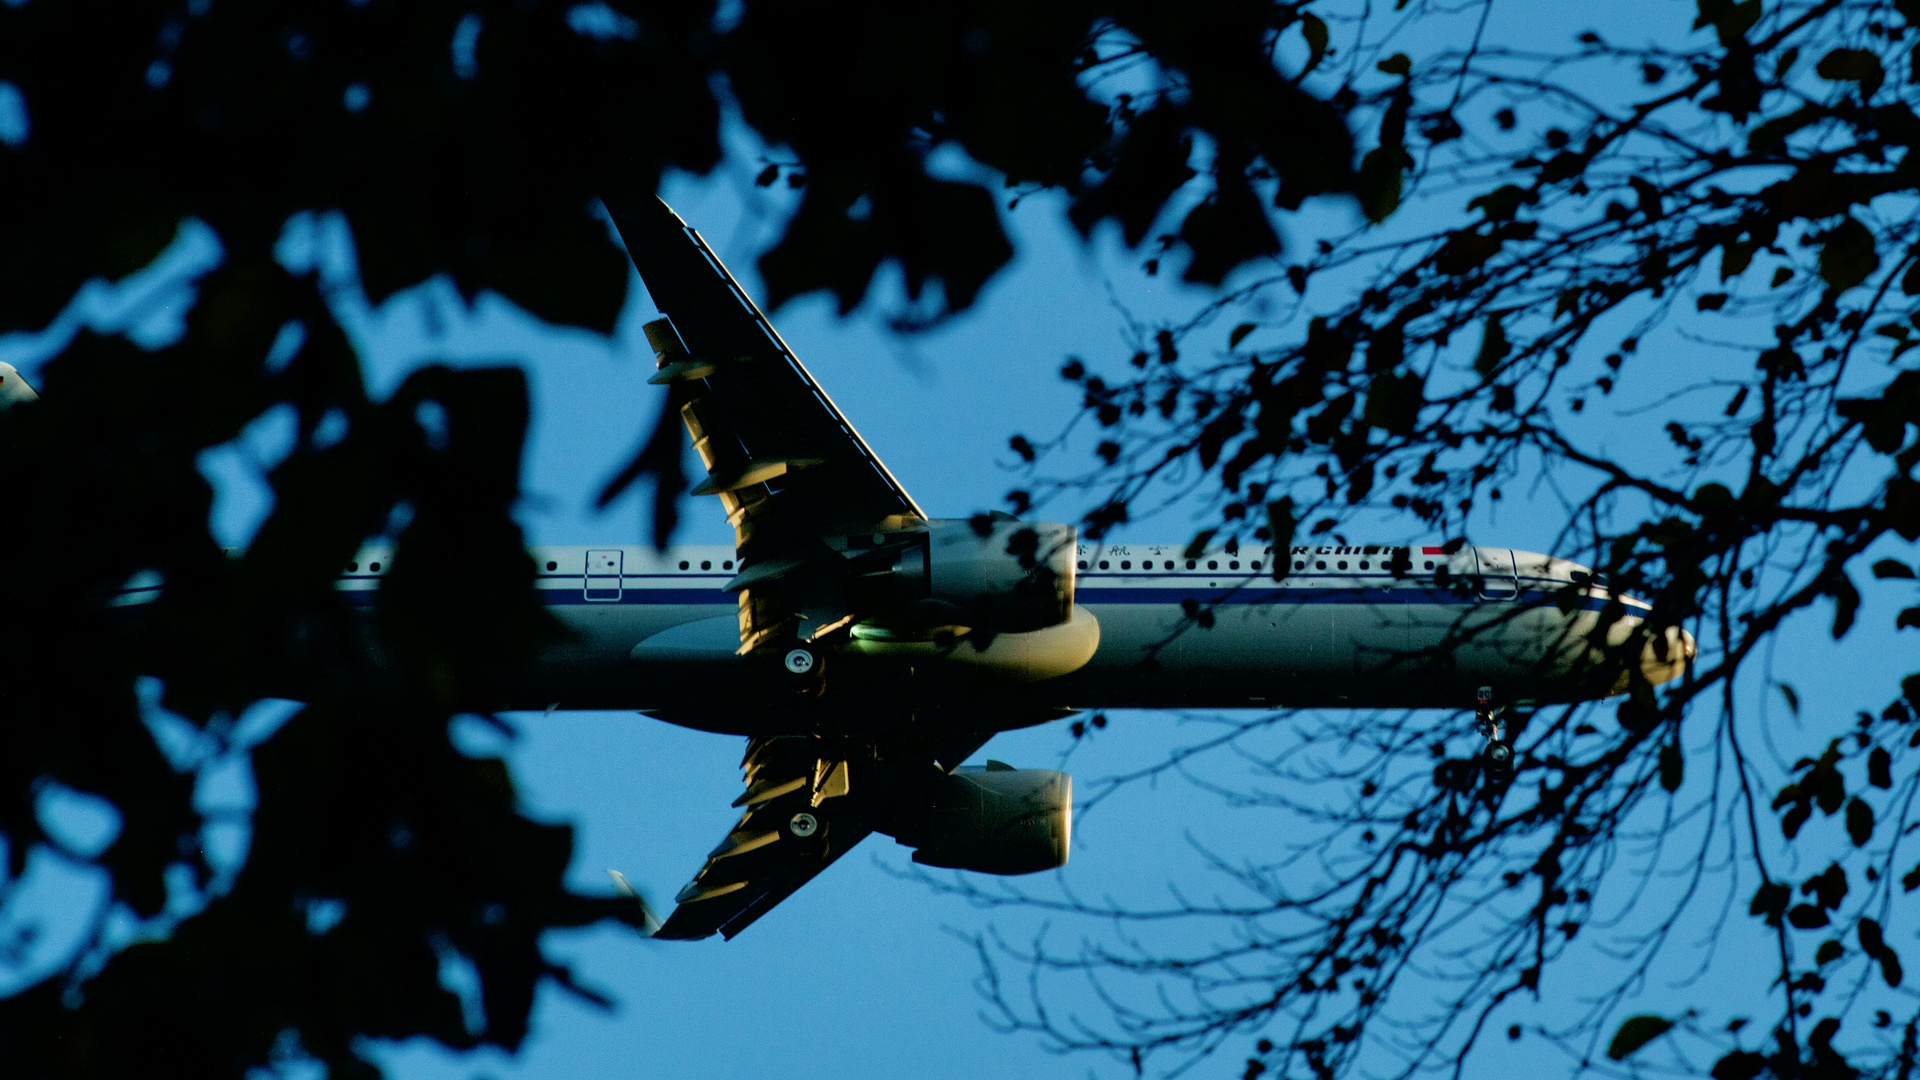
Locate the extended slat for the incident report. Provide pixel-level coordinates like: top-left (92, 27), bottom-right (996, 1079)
top-left (723, 556), bottom-right (809, 593)
top-left (691, 456), bottom-right (826, 496)
top-left (675, 879), bottom-right (749, 904)
top-left (731, 775), bottom-right (806, 808)
top-left (647, 358), bottom-right (718, 384)
top-left (709, 830), bottom-right (781, 861)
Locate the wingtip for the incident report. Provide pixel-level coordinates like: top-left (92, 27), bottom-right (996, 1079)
top-left (607, 869), bottom-right (664, 937)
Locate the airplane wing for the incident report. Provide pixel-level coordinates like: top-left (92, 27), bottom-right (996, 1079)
top-left (651, 726), bottom-right (1011, 940)
top-left (601, 196), bottom-right (925, 652)
top-left (653, 735), bottom-right (871, 941)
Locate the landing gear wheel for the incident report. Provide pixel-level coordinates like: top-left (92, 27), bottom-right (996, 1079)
top-left (788, 812), bottom-right (820, 838)
top-left (1476, 685), bottom-right (1514, 774)
top-left (774, 642), bottom-right (827, 701)
top-left (1485, 741), bottom-right (1514, 771)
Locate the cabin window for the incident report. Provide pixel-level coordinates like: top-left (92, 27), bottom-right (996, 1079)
top-left (1316, 560), bottom-right (1327, 570)
top-left (1186, 560), bottom-right (1197, 570)
top-left (701, 560), bottom-right (711, 570)
top-left (369, 562), bottom-right (381, 572)
top-left (1229, 561), bottom-right (1239, 570)
top-left (724, 561), bottom-right (734, 570)
top-left (1078, 561), bottom-right (1088, 569)
top-left (1424, 560), bottom-right (1435, 569)
top-left (1295, 560), bottom-right (1305, 570)
top-left (1250, 561), bottom-right (1261, 571)
top-left (545, 560), bottom-right (557, 571)
top-left (679, 561), bottom-right (690, 570)
top-left (1164, 560), bottom-right (1174, 569)
top-left (1359, 560), bottom-right (1369, 569)
top-left (349, 562), bottom-right (359, 572)
top-left (1205, 560), bottom-right (1217, 570)
top-left (1337, 560), bottom-right (1348, 570)
top-left (1099, 560), bottom-right (1109, 570)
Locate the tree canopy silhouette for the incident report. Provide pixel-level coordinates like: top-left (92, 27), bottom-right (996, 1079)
top-left (0, 2), bottom-right (1355, 1077)
top-left (19, 1), bottom-right (1920, 1078)
top-left (968, 1), bottom-right (1920, 1078)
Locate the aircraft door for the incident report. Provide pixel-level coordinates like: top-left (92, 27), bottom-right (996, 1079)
top-left (1473, 547), bottom-right (1519, 600)
top-left (585, 549), bottom-right (623, 602)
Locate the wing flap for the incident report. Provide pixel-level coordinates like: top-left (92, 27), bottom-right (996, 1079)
top-left (601, 196), bottom-right (925, 658)
top-left (652, 735), bottom-right (870, 941)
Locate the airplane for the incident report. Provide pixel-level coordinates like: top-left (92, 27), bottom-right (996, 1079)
top-left (2, 198), bottom-right (1695, 942)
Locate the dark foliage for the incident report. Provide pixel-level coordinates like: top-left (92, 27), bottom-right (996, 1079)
top-left (978, 1), bottom-right (1920, 1078)
top-left (0, 1), bottom-right (1357, 1076)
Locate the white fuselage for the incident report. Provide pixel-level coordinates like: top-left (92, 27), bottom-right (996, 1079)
top-left (323, 540), bottom-right (1688, 732)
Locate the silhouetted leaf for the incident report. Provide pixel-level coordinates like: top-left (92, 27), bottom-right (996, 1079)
top-left (1806, 863), bottom-right (1850, 909)
top-left (1892, 479), bottom-right (1920, 541)
top-left (1659, 740), bottom-right (1684, 791)
top-left (1816, 48), bottom-right (1885, 97)
top-left (1751, 881), bottom-right (1790, 924)
top-left (1847, 797), bottom-right (1875, 846)
top-left (1714, 1051), bottom-right (1768, 1080)
top-left (1629, 176), bottom-right (1663, 220)
top-left (1299, 14), bottom-right (1330, 73)
top-left (1436, 230), bottom-right (1503, 274)
top-left (1788, 903), bottom-right (1832, 929)
top-left (1819, 217), bottom-right (1880, 293)
top-left (1475, 315), bottom-right (1510, 376)
top-left (1862, 917), bottom-right (1887, 955)
top-left (1832, 573), bottom-right (1861, 637)
top-left (1468, 185), bottom-right (1532, 222)
top-left (1607, 1015), bottom-right (1674, 1059)
top-left (1362, 372), bottom-right (1425, 435)
top-left (1358, 146), bottom-right (1409, 223)
top-left (1266, 499), bottom-right (1296, 580)
top-left (1860, 919), bottom-right (1904, 985)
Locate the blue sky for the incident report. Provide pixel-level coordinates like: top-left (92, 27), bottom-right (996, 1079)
top-left (6, 3), bottom-right (1920, 1075)
top-left (365, 173), bottom-right (1260, 1080)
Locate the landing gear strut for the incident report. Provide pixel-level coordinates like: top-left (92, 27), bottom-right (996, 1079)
top-left (1477, 686), bottom-right (1514, 773)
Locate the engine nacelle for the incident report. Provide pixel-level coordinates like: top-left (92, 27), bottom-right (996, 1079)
top-left (907, 766), bottom-right (1072, 876)
top-left (885, 518), bottom-right (1076, 632)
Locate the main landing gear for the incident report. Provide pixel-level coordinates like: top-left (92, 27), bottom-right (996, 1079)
top-left (1477, 686), bottom-right (1514, 773)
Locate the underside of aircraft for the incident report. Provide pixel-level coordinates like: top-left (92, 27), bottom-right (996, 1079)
top-left (565, 197), bottom-right (1691, 941)
top-left (15, 199), bottom-right (1695, 943)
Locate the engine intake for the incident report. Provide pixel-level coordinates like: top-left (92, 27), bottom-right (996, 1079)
top-left (899, 517), bottom-right (1076, 632)
top-left (905, 766), bottom-right (1072, 876)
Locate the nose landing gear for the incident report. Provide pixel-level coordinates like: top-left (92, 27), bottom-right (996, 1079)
top-left (1477, 686), bottom-right (1514, 773)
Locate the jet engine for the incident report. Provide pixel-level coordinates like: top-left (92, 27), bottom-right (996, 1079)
top-left (864, 517), bottom-right (1076, 632)
top-left (904, 765), bottom-right (1072, 876)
